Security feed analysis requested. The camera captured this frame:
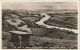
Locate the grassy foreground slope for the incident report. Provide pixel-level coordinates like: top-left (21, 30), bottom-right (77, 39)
top-left (31, 28), bottom-right (77, 40)
top-left (30, 36), bottom-right (77, 49)
top-left (2, 32), bottom-right (77, 49)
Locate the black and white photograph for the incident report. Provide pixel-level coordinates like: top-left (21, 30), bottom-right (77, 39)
top-left (2, 2), bottom-right (78, 49)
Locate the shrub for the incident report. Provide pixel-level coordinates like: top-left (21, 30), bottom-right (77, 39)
top-left (17, 22), bottom-right (25, 27)
top-left (60, 37), bottom-right (63, 39)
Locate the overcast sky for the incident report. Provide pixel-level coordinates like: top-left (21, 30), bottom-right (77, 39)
top-left (2, 2), bottom-right (77, 10)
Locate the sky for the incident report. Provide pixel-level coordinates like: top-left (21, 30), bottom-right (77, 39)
top-left (2, 2), bottom-right (78, 10)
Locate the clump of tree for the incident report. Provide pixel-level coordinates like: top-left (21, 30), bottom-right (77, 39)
top-left (17, 22), bottom-right (25, 27)
top-left (60, 37), bottom-right (63, 39)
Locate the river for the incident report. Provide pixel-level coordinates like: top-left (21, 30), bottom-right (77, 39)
top-left (36, 13), bottom-right (78, 34)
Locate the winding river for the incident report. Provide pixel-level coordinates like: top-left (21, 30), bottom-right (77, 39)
top-left (36, 13), bottom-right (78, 33)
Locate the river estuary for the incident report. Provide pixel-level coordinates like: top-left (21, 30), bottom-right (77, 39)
top-left (36, 13), bottom-right (78, 34)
